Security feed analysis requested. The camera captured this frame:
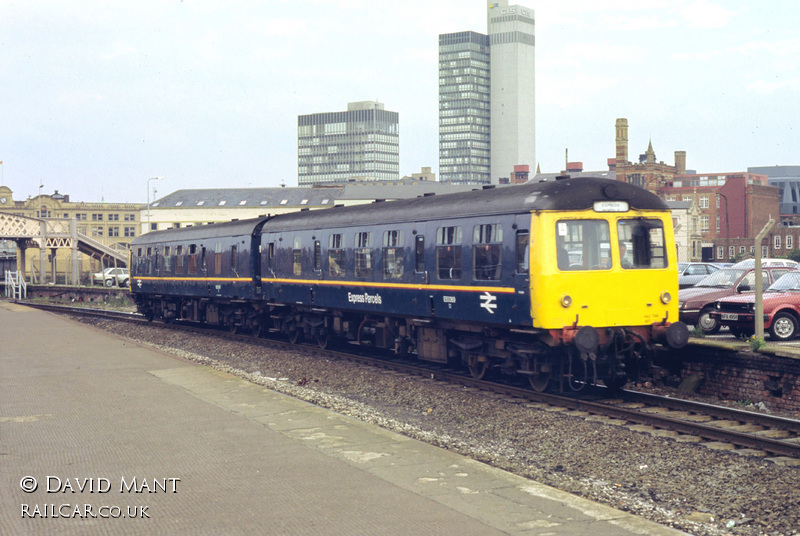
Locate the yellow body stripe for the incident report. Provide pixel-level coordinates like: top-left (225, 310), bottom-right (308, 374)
top-left (133, 276), bottom-right (516, 294)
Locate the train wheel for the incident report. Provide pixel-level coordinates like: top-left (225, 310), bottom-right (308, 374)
top-left (466, 353), bottom-right (489, 380)
top-left (229, 323), bottom-right (239, 335)
top-left (603, 377), bottom-right (628, 393)
top-left (317, 332), bottom-right (329, 349)
top-left (288, 327), bottom-right (301, 344)
top-left (251, 323), bottom-right (263, 338)
top-left (528, 372), bottom-right (550, 392)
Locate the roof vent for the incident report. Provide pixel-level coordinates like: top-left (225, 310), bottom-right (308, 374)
top-left (423, 192), bottom-right (436, 197)
top-left (482, 185), bottom-right (496, 190)
top-left (373, 198), bottom-right (385, 203)
top-left (555, 174), bottom-right (571, 181)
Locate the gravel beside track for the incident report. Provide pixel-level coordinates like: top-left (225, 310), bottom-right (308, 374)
top-left (82, 317), bottom-right (798, 536)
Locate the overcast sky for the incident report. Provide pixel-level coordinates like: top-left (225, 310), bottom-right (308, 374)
top-left (1, 0), bottom-right (798, 204)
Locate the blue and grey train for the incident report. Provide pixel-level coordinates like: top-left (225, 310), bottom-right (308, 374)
top-left (130, 176), bottom-right (689, 391)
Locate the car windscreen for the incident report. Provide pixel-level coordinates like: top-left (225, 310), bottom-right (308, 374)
top-left (694, 268), bottom-right (746, 288)
top-left (767, 271), bottom-right (800, 292)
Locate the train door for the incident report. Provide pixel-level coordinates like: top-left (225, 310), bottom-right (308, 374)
top-left (513, 215), bottom-right (530, 283)
top-left (413, 233), bottom-right (427, 284)
top-left (313, 229), bottom-right (323, 280)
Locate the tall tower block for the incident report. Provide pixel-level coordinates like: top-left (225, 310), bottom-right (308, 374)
top-left (488, 1), bottom-right (536, 184)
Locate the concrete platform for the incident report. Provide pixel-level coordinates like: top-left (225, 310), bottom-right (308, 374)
top-left (0, 301), bottom-right (688, 535)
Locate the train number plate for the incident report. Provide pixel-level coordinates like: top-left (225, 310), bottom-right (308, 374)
top-left (721, 313), bottom-right (738, 321)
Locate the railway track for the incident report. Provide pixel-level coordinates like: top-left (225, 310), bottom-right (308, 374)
top-left (24, 301), bottom-right (800, 461)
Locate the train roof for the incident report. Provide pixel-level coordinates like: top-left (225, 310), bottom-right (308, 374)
top-left (261, 176), bottom-right (669, 232)
top-left (131, 177), bottom-right (668, 243)
top-left (132, 217), bottom-right (267, 245)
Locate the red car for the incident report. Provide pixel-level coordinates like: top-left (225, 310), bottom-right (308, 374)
top-left (678, 266), bottom-right (793, 334)
top-left (711, 271), bottom-right (800, 340)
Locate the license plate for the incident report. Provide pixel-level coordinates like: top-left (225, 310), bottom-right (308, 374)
top-left (721, 313), bottom-right (738, 321)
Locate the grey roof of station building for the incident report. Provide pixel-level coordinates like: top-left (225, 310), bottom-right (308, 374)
top-left (338, 181), bottom-right (481, 201)
top-left (149, 181), bottom-right (486, 209)
top-left (150, 187), bottom-right (345, 209)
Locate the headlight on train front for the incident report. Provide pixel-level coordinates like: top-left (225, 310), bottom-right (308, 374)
top-left (560, 294), bottom-right (572, 308)
top-left (660, 291), bottom-right (671, 304)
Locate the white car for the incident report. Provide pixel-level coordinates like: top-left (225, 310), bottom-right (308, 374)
top-left (92, 267), bottom-right (129, 287)
top-left (731, 258), bottom-right (799, 269)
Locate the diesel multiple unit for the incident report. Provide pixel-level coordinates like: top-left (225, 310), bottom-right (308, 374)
top-left (130, 177), bottom-right (688, 391)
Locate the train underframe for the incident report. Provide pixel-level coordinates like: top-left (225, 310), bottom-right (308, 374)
top-left (134, 294), bottom-right (687, 393)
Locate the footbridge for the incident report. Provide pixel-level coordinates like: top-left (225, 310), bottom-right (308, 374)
top-left (0, 212), bottom-right (127, 285)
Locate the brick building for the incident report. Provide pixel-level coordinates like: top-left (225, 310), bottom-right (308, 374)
top-left (658, 173), bottom-right (778, 262)
top-left (613, 118), bottom-right (686, 192)
top-left (612, 118), bottom-right (785, 262)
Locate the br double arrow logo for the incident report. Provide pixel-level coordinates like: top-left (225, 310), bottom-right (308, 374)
top-left (480, 292), bottom-right (497, 314)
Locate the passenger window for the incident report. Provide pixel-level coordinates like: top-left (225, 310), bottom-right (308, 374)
top-left (175, 245), bottom-right (184, 274)
top-left (163, 245), bottom-right (172, 273)
top-left (382, 230), bottom-right (404, 280)
top-left (293, 237), bottom-right (302, 276)
top-left (473, 224), bottom-right (503, 280)
top-left (328, 234), bottom-right (345, 278)
top-left (515, 231), bottom-right (529, 274)
top-left (355, 232), bottom-right (373, 279)
top-left (617, 219), bottom-right (667, 269)
top-left (556, 220), bottom-right (610, 271)
top-left (188, 244), bottom-right (198, 274)
top-left (214, 242), bottom-right (222, 275)
top-left (436, 226), bottom-right (462, 280)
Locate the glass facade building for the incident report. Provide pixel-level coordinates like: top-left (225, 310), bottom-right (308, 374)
top-left (298, 101), bottom-right (399, 186)
top-left (438, 31), bottom-right (491, 185)
top-left (438, 2), bottom-right (535, 185)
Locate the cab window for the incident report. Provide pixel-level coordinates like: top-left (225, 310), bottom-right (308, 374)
top-left (556, 220), bottom-right (610, 271)
top-left (617, 219), bottom-right (667, 269)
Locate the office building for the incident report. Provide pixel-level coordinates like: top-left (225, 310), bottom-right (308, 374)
top-left (488, 1), bottom-right (536, 184)
top-left (438, 1), bottom-right (535, 185)
top-left (438, 31), bottom-right (491, 184)
top-left (298, 101), bottom-right (399, 186)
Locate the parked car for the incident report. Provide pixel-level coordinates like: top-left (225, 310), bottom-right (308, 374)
top-left (678, 266), bottom-right (794, 333)
top-left (711, 271), bottom-right (800, 340)
top-left (677, 262), bottom-right (722, 289)
top-left (731, 258), bottom-right (799, 269)
top-left (92, 267), bottom-right (129, 287)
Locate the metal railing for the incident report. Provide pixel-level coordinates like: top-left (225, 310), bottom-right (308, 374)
top-left (4, 270), bottom-right (27, 299)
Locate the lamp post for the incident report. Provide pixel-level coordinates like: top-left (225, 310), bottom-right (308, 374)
top-left (718, 192), bottom-right (729, 261)
top-left (146, 177), bottom-right (163, 233)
